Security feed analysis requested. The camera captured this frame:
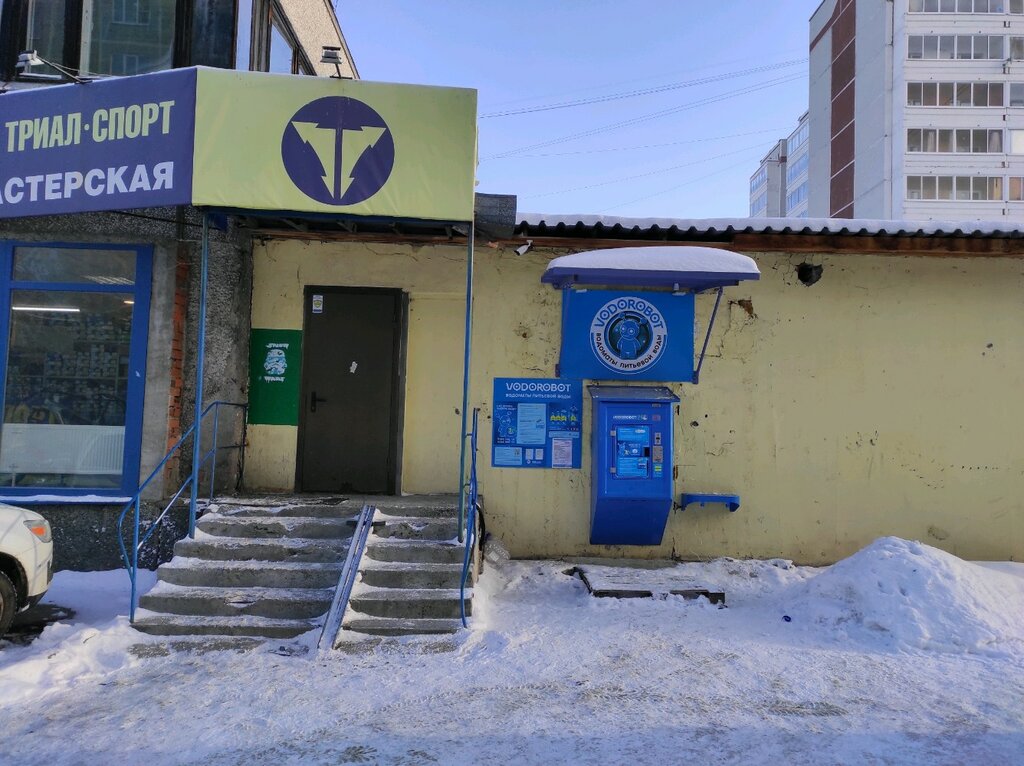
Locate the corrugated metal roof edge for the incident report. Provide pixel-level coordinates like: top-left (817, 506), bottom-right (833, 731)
top-left (515, 214), bottom-right (1024, 239)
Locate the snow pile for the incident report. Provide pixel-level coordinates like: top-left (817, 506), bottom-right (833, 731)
top-left (0, 569), bottom-right (156, 705)
top-left (780, 537), bottom-right (1024, 655)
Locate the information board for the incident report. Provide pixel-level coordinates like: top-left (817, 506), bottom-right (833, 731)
top-left (491, 378), bottom-right (582, 469)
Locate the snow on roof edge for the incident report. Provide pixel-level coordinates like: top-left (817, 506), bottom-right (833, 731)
top-left (518, 214), bottom-right (1024, 238)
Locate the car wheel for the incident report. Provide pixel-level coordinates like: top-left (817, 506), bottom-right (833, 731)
top-left (0, 571), bottom-right (17, 638)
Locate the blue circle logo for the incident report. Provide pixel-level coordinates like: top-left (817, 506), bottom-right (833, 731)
top-left (281, 97), bottom-right (395, 205)
top-left (589, 296), bottom-right (668, 374)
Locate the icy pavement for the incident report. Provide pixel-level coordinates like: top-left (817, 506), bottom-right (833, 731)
top-left (0, 539), bottom-right (1022, 765)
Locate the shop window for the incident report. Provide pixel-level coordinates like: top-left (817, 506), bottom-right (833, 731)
top-left (0, 243), bottom-right (151, 497)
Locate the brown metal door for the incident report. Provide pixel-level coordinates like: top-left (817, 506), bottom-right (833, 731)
top-left (297, 287), bottom-right (403, 493)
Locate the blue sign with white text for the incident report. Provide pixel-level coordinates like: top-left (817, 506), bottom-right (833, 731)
top-left (0, 69), bottom-right (196, 218)
top-left (492, 378), bottom-right (582, 469)
top-left (559, 290), bottom-right (695, 382)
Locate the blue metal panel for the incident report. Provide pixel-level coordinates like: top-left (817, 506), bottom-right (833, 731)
top-left (589, 386), bottom-right (679, 546)
top-left (680, 493), bottom-right (740, 513)
top-left (560, 290), bottom-right (695, 382)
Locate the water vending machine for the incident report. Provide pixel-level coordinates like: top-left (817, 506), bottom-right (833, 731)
top-left (589, 386), bottom-right (679, 545)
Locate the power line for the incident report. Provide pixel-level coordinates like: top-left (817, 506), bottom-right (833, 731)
top-left (598, 155), bottom-right (762, 214)
top-left (482, 72), bottom-right (804, 161)
top-left (481, 47), bottom-right (808, 111)
top-left (521, 142), bottom-right (769, 200)
top-left (485, 127), bottom-right (791, 160)
top-left (480, 59), bottom-right (806, 119)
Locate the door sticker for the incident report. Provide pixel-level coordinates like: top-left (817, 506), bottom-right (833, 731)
top-left (312, 294), bottom-right (324, 314)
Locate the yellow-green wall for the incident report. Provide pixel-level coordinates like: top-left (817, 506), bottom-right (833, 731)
top-left (247, 238), bottom-right (1024, 564)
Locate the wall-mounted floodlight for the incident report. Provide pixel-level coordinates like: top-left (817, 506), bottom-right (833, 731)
top-left (15, 50), bottom-right (86, 83)
top-left (321, 46), bottom-right (352, 79)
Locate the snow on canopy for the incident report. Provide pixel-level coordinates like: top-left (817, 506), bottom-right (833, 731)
top-left (540, 246), bottom-right (760, 290)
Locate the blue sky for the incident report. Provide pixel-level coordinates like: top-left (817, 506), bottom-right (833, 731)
top-left (341, 1), bottom-right (819, 219)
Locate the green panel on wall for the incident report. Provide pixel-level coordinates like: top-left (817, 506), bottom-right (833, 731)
top-left (248, 329), bottom-right (302, 425)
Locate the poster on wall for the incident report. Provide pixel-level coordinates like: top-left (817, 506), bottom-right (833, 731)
top-left (491, 378), bottom-right (582, 469)
top-left (558, 290), bottom-right (695, 382)
top-left (248, 329), bottom-right (302, 425)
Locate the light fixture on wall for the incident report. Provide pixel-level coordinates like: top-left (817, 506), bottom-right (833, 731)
top-left (16, 50), bottom-right (86, 83)
top-left (321, 46), bottom-right (351, 80)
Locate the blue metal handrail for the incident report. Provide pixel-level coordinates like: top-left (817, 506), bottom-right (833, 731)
top-left (460, 408), bottom-right (480, 628)
top-left (117, 400), bottom-right (247, 621)
top-left (318, 503), bottom-right (375, 652)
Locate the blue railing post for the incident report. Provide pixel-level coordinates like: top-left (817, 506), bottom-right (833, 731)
top-left (129, 498), bottom-right (140, 622)
top-left (188, 213), bottom-right (211, 538)
top-left (460, 408), bottom-right (480, 628)
top-left (118, 401), bottom-right (247, 621)
top-left (456, 224), bottom-right (475, 543)
top-left (208, 403), bottom-right (220, 504)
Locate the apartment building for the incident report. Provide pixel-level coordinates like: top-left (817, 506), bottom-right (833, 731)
top-left (809, 0), bottom-right (1024, 220)
top-left (749, 140), bottom-right (788, 217)
top-left (747, 113), bottom-right (809, 218)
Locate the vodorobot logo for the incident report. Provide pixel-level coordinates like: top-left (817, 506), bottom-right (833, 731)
top-left (281, 97), bottom-right (395, 205)
top-left (589, 296), bottom-right (667, 374)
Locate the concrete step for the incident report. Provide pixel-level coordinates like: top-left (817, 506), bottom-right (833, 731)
top-left (350, 587), bottom-right (470, 619)
top-left (372, 516), bottom-right (459, 541)
top-left (214, 502), bottom-right (362, 519)
top-left (173, 535), bottom-right (349, 563)
top-left (139, 583), bottom-right (334, 619)
top-left (359, 562), bottom-right (464, 590)
top-left (196, 515), bottom-right (354, 540)
top-left (132, 611), bottom-right (318, 639)
top-left (364, 539), bottom-right (464, 565)
top-left (342, 615), bottom-right (463, 637)
top-left (371, 502), bottom-right (459, 519)
top-left (158, 558), bottom-right (342, 589)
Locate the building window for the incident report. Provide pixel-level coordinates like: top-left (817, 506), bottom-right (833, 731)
top-left (786, 182), bottom-right (808, 213)
top-left (788, 122), bottom-right (809, 150)
top-left (910, 0), bottom-right (1007, 11)
top-left (908, 34), bottom-right (1003, 60)
top-left (906, 175), bottom-right (1002, 200)
top-left (907, 81), bottom-right (1004, 107)
top-left (0, 243), bottom-right (151, 496)
top-left (1009, 177), bottom-right (1024, 199)
top-left (786, 153), bottom-right (809, 185)
top-left (907, 128), bottom-right (1002, 152)
top-left (750, 192), bottom-right (768, 216)
top-left (1, 0), bottom-right (244, 79)
top-left (749, 167), bottom-right (768, 195)
top-left (1011, 83), bottom-right (1024, 106)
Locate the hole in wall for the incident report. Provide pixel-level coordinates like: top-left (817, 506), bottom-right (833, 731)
top-left (796, 263), bottom-right (823, 286)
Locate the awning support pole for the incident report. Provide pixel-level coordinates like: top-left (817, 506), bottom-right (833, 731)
top-left (693, 286), bottom-right (723, 385)
top-left (188, 212), bottom-right (210, 538)
top-left (456, 223), bottom-right (475, 544)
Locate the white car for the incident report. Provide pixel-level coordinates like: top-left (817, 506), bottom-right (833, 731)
top-left (0, 504), bottom-right (53, 638)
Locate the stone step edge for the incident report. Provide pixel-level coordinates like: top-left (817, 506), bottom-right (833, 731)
top-left (342, 616), bottom-right (463, 633)
top-left (350, 586), bottom-right (472, 600)
top-left (198, 514), bottom-right (358, 526)
top-left (143, 582), bottom-right (335, 600)
top-left (359, 561), bottom-right (463, 571)
top-left (179, 534), bottom-right (350, 549)
top-left (160, 557), bottom-right (344, 572)
top-left (133, 609), bottom-right (323, 629)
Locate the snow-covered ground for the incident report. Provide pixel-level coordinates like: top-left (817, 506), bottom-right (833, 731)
top-left (0, 537), bottom-right (1022, 765)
